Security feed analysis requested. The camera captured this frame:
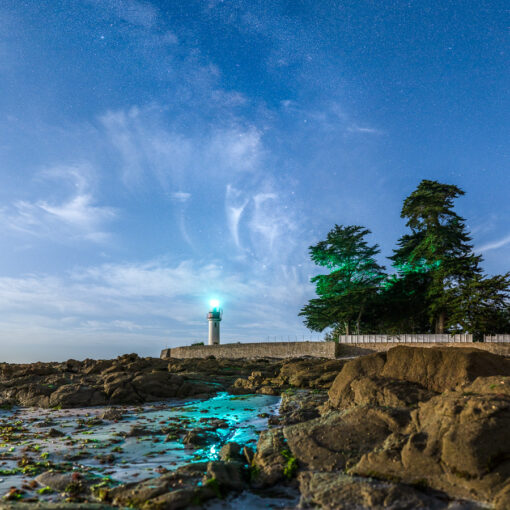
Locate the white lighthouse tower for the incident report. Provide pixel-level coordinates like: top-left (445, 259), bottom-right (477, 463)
top-left (207, 299), bottom-right (222, 345)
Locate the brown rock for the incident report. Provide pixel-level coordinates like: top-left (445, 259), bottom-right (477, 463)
top-left (283, 406), bottom-right (403, 472)
top-left (297, 471), bottom-right (461, 510)
top-left (251, 429), bottom-right (288, 487)
top-left (352, 391), bottom-right (510, 503)
top-left (49, 384), bottom-right (107, 407)
top-left (329, 346), bottom-right (510, 408)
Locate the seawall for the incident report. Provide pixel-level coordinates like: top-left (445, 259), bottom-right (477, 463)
top-left (336, 342), bottom-right (510, 357)
top-left (161, 341), bottom-right (510, 359)
top-left (161, 341), bottom-right (339, 359)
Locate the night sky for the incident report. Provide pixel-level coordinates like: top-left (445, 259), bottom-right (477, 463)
top-left (0, 1), bottom-right (508, 361)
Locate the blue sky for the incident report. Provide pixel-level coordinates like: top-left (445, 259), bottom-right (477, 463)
top-left (0, 0), bottom-right (508, 361)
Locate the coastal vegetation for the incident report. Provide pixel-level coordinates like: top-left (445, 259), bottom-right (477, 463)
top-left (300, 180), bottom-right (510, 337)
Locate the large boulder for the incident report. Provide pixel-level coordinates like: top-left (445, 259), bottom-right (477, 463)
top-left (277, 358), bottom-right (345, 389)
top-left (352, 385), bottom-right (510, 503)
top-left (107, 463), bottom-right (214, 509)
top-left (297, 471), bottom-right (471, 510)
top-left (329, 346), bottom-right (510, 408)
top-left (250, 429), bottom-right (288, 488)
top-left (283, 406), bottom-right (407, 472)
top-left (49, 384), bottom-right (107, 407)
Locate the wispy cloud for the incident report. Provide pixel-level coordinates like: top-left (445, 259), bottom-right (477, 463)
top-left (0, 256), bottom-right (313, 361)
top-left (0, 164), bottom-right (116, 242)
top-left (100, 106), bottom-right (264, 190)
top-left (347, 124), bottom-right (383, 135)
top-left (249, 190), bottom-right (298, 257)
top-left (225, 185), bottom-right (249, 248)
top-left (87, 0), bottom-right (159, 29)
top-left (170, 191), bottom-right (191, 202)
top-left (476, 234), bottom-right (510, 253)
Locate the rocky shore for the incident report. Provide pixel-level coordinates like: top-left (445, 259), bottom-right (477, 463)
top-left (0, 346), bottom-right (508, 509)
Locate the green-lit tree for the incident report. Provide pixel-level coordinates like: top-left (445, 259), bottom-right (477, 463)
top-left (389, 179), bottom-right (509, 334)
top-left (299, 225), bottom-right (386, 335)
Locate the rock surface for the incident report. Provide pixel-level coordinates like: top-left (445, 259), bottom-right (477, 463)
top-left (297, 471), bottom-right (483, 510)
top-left (1, 345), bottom-right (509, 509)
top-left (247, 346), bottom-right (510, 510)
top-left (0, 354), bottom-right (345, 408)
top-left (328, 345), bottom-right (510, 408)
top-left (0, 354), bottom-right (216, 408)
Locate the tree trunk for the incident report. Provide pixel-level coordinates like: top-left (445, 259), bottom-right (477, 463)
top-left (355, 302), bottom-right (365, 335)
top-left (344, 321), bottom-right (349, 335)
top-left (435, 311), bottom-right (446, 334)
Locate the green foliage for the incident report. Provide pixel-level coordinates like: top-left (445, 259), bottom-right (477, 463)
top-left (281, 449), bottom-right (298, 479)
top-left (205, 477), bottom-right (223, 498)
top-left (301, 180), bottom-right (510, 335)
top-left (37, 486), bottom-right (54, 495)
top-left (390, 179), bottom-right (509, 333)
top-left (300, 225), bottom-right (386, 334)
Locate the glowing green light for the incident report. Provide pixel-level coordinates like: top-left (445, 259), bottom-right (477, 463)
top-left (210, 299), bottom-right (220, 309)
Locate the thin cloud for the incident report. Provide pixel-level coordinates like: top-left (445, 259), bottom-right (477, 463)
top-left (226, 185), bottom-right (249, 248)
top-left (87, 0), bottom-right (159, 29)
top-left (0, 164), bottom-right (116, 242)
top-left (100, 106), bottom-right (264, 190)
top-left (170, 191), bottom-right (191, 202)
top-left (477, 234), bottom-right (510, 253)
top-left (347, 124), bottom-right (383, 135)
top-left (0, 257), bottom-right (314, 361)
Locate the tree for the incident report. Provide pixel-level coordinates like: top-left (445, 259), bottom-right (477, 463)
top-left (447, 273), bottom-right (510, 337)
top-left (390, 179), bottom-right (509, 334)
top-left (299, 225), bottom-right (386, 335)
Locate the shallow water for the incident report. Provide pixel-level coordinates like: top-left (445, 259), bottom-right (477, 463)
top-left (0, 392), bottom-right (280, 500)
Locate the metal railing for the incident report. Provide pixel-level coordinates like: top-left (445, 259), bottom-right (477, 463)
top-left (264, 335), bottom-right (326, 342)
top-left (338, 334), bottom-right (473, 343)
top-left (484, 335), bottom-right (510, 343)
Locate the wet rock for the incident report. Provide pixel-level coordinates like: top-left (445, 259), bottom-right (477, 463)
top-left (283, 406), bottom-right (404, 472)
top-left (297, 471), bottom-right (480, 510)
top-left (12, 383), bottom-right (53, 407)
top-left (0, 504), bottom-right (114, 509)
top-left (47, 427), bottom-right (66, 438)
top-left (100, 408), bottom-right (125, 421)
top-left (206, 460), bottom-right (247, 491)
top-left (106, 462), bottom-right (215, 509)
top-left (122, 425), bottom-right (153, 437)
top-left (275, 389), bottom-right (327, 426)
top-left (251, 429), bottom-right (288, 488)
top-left (0, 353), bottom-right (219, 408)
top-left (351, 390), bottom-right (510, 503)
top-left (131, 372), bottom-right (182, 400)
top-left (219, 442), bottom-right (243, 462)
top-left (182, 428), bottom-right (219, 448)
top-left (35, 471), bottom-right (76, 492)
top-left (231, 358), bottom-right (345, 395)
top-left (49, 384), bottom-right (107, 408)
top-left (243, 445), bottom-right (254, 465)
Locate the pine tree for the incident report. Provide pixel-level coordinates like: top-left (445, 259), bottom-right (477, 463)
top-left (390, 179), bottom-right (509, 334)
top-left (299, 225), bottom-right (386, 335)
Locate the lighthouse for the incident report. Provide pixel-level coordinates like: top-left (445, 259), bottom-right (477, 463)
top-left (207, 299), bottom-right (222, 345)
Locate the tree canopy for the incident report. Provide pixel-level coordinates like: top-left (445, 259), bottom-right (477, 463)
top-left (299, 225), bottom-right (385, 334)
top-left (300, 180), bottom-right (510, 337)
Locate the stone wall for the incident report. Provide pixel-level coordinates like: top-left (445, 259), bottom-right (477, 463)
top-left (161, 341), bottom-right (339, 360)
top-left (161, 341), bottom-right (510, 360)
top-left (336, 342), bottom-right (510, 357)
